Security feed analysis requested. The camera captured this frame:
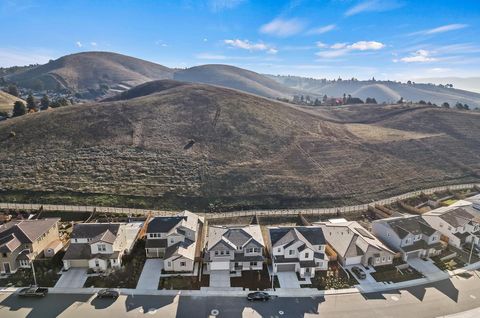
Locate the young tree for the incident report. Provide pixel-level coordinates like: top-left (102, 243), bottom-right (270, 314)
top-left (26, 94), bottom-right (36, 111)
top-left (12, 101), bottom-right (26, 117)
top-left (40, 95), bottom-right (50, 110)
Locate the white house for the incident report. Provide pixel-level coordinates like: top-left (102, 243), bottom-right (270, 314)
top-left (372, 215), bottom-right (444, 261)
top-left (268, 226), bottom-right (328, 278)
top-left (423, 200), bottom-right (480, 248)
top-left (145, 211), bottom-right (203, 272)
top-left (204, 225), bottom-right (265, 273)
top-left (62, 222), bottom-right (142, 271)
top-left (317, 219), bottom-right (395, 267)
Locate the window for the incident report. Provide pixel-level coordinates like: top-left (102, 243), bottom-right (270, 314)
top-left (375, 257), bottom-right (380, 264)
top-left (249, 262), bottom-right (257, 266)
top-left (253, 247), bottom-right (260, 253)
top-left (95, 260), bottom-right (99, 267)
top-left (167, 261), bottom-right (171, 267)
top-left (170, 239), bottom-right (175, 244)
top-left (1, 253), bottom-right (7, 258)
top-left (180, 261), bottom-right (186, 267)
top-left (98, 244), bottom-right (106, 252)
top-left (382, 257), bottom-right (386, 262)
top-left (277, 248), bottom-right (281, 253)
top-left (387, 256), bottom-right (392, 261)
top-left (225, 251), bottom-right (230, 255)
top-left (305, 252), bottom-right (309, 258)
top-left (214, 251), bottom-right (219, 256)
top-left (220, 251), bottom-right (225, 255)
top-left (431, 236), bottom-right (437, 242)
top-left (289, 250), bottom-right (294, 255)
top-left (387, 233), bottom-right (390, 237)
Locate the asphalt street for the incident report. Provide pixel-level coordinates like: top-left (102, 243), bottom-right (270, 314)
top-left (1, 272), bottom-right (480, 318)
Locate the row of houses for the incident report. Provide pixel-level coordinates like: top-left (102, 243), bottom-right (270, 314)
top-left (1, 199), bottom-right (479, 279)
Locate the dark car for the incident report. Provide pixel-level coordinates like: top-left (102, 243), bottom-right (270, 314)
top-left (247, 292), bottom-right (272, 301)
top-left (351, 266), bottom-right (366, 279)
top-left (18, 287), bottom-right (48, 297)
top-left (97, 288), bottom-right (119, 299)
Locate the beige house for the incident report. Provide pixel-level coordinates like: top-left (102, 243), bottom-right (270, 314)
top-left (0, 218), bottom-right (62, 274)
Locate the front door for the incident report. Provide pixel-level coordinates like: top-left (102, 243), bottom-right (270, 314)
top-left (3, 262), bottom-right (10, 274)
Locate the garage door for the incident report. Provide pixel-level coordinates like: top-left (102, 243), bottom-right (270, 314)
top-left (276, 264), bottom-right (296, 272)
top-left (211, 262), bottom-right (230, 270)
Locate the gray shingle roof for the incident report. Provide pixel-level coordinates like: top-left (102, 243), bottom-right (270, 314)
top-left (385, 216), bottom-right (436, 238)
top-left (70, 223), bottom-right (120, 239)
top-left (269, 227), bottom-right (326, 248)
top-left (146, 216), bottom-right (184, 233)
top-left (0, 218), bottom-right (60, 244)
top-left (439, 208), bottom-right (476, 228)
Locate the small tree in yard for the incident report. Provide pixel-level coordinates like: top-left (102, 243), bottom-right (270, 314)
top-left (442, 102), bottom-right (450, 108)
top-left (12, 101), bottom-right (26, 117)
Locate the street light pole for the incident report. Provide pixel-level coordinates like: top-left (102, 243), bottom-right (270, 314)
top-left (467, 233), bottom-right (475, 265)
top-left (31, 259), bottom-right (37, 286)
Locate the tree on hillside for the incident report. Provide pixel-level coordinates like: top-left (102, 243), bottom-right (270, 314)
top-left (464, 104), bottom-right (470, 110)
top-left (365, 97), bottom-right (377, 104)
top-left (12, 101), bottom-right (26, 117)
top-left (26, 94), bottom-right (36, 111)
top-left (418, 100), bottom-right (427, 105)
top-left (397, 97), bottom-right (404, 104)
top-left (8, 85), bottom-right (19, 97)
top-left (40, 95), bottom-right (50, 110)
top-left (346, 96), bottom-right (364, 104)
top-left (322, 94), bottom-right (328, 103)
top-left (442, 102), bottom-right (450, 108)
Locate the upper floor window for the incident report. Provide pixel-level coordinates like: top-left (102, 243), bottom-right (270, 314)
top-left (98, 244), bottom-right (106, 252)
top-left (289, 250), bottom-right (294, 255)
top-left (305, 252), bottom-right (309, 258)
top-left (180, 261), bottom-right (186, 267)
top-left (214, 251), bottom-right (219, 256)
top-left (277, 248), bottom-right (281, 253)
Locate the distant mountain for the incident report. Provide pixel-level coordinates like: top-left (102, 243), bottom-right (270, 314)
top-left (268, 75), bottom-right (480, 109)
top-left (1, 80), bottom-right (479, 210)
top-left (0, 91), bottom-right (24, 113)
top-left (6, 51), bottom-right (174, 92)
top-left (414, 77), bottom-right (480, 94)
top-left (174, 64), bottom-right (300, 99)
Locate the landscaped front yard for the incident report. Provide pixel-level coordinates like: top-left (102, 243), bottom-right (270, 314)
top-left (302, 263), bottom-right (358, 290)
top-left (84, 239), bottom-right (146, 288)
top-left (0, 251), bottom-right (65, 287)
top-left (230, 265), bottom-right (279, 290)
top-left (159, 275), bottom-right (209, 290)
top-left (371, 263), bottom-right (423, 283)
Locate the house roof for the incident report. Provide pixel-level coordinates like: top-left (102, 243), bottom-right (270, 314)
top-left (163, 238), bottom-right (195, 261)
top-left (378, 215), bottom-right (437, 238)
top-left (147, 216), bottom-right (185, 233)
top-left (0, 233), bottom-right (21, 253)
top-left (269, 226), bottom-right (326, 250)
top-left (70, 223), bottom-right (120, 240)
top-left (317, 221), bottom-right (394, 259)
top-left (0, 218), bottom-right (60, 245)
top-left (207, 225), bottom-right (264, 251)
top-left (62, 243), bottom-right (120, 260)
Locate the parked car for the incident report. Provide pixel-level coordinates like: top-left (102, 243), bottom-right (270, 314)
top-left (247, 292), bottom-right (272, 301)
top-left (97, 288), bottom-right (119, 299)
top-left (18, 286), bottom-right (48, 297)
top-left (351, 266), bottom-right (366, 280)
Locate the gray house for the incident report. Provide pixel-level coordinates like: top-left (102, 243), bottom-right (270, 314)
top-left (205, 225), bottom-right (265, 273)
top-left (372, 215), bottom-right (444, 261)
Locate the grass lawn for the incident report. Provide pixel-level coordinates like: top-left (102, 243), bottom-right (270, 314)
top-left (302, 263), bottom-right (358, 290)
top-left (442, 199), bottom-right (457, 206)
top-left (159, 275), bottom-right (210, 290)
top-left (371, 264), bottom-right (424, 283)
top-left (84, 239), bottom-right (146, 288)
top-left (230, 265), bottom-right (279, 290)
top-left (0, 251), bottom-right (65, 287)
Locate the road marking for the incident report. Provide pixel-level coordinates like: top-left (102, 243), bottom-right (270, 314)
top-left (470, 295), bottom-right (476, 299)
top-left (279, 310), bottom-right (284, 315)
top-left (211, 309), bottom-right (219, 316)
top-left (391, 296), bottom-right (399, 301)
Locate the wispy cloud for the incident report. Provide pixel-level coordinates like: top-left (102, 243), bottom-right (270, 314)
top-left (316, 41), bottom-right (385, 58)
top-left (208, 0), bottom-right (246, 12)
top-left (345, 0), bottom-right (403, 17)
top-left (75, 41), bottom-right (82, 48)
top-left (224, 39), bottom-right (277, 53)
top-left (411, 24), bottom-right (468, 36)
top-left (195, 53), bottom-right (227, 60)
top-left (90, 42), bottom-right (97, 47)
top-left (259, 18), bottom-right (305, 37)
top-left (0, 48), bottom-right (54, 67)
top-left (395, 49), bottom-right (437, 63)
top-left (306, 24), bottom-right (336, 35)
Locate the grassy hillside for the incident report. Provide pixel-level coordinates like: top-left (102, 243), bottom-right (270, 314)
top-left (6, 51), bottom-right (174, 91)
top-left (0, 91), bottom-right (24, 113)
top-left (0, 80), bottom-right (478, 211)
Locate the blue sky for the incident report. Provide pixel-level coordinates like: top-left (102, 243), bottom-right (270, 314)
top-left (1, 0), bottom-right (479, 81)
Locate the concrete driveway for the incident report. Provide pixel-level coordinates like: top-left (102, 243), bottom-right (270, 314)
top-left (137, 259), bottom-right (163, 290)
top-left (276, 272), bottom-right (300, 288)
top-left (55, 268), bottom-right (88, 288)
top-left (209, 270), bottom-right (230, 287)
top-left (408, 258), bottom-right (447, 280)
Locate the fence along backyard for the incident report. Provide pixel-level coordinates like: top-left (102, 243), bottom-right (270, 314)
top-left (0, 183), bottom-right (478, 220)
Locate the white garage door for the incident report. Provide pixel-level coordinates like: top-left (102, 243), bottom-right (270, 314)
top-left (211, 262), bottom-right (230, 270)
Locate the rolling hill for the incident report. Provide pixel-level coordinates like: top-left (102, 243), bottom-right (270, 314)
top-left (174, 64), bottom-right (300, 99)
top-left (0, 91), bottom-right (24, 114)
top-left (269, 75), bottom-right (480, 109)
top-left (6, 51), bottom-right (174, 92)
top-left (0, 80), bottom-right (479, 211)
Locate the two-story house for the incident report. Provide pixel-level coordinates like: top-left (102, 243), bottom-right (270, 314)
top-left (0, 218), bottom-right (62, 274)
top-left (62, 222), bottom-right (142, 271)
top-left (372, 215), bottom-right (444, 261)
top-left (317, 219), bottom-right (396, 267)
top-left (204, 225), bottom-right (265, 273)
top-left (145, 211), bottom-right (203, 272)
top-left (268, 226), bottom-right (328, 278)
top-left (423, 200), bottom-right (480, 248)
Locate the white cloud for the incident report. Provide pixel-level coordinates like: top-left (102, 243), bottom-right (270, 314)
top-left (224, 39), bottom-right (277, 53)
top-left (195, 53), bottom-right (227, 60)
top-left (75, 41), bottom-right (82, 48)
top-left (415, 24), bottom-right (468, 35)
top-left (397, 49), bottom-right (437, 63)
top-left (259, 18), bottom-right (305, 37)
top-left (90, 42), bottom-right (97, 47)
top-left (208, 0), bottom-right (245, 12)
top-left (345, 0), bottom-right (403, 17)
top-left (316, 42), bottom-right (327, 48)
top-left (316, 41), bottom-right (385, 58)
top-left (306, 24), bottom-right (336, 35)
top-left (0, 48), bottom-right (54, 67)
